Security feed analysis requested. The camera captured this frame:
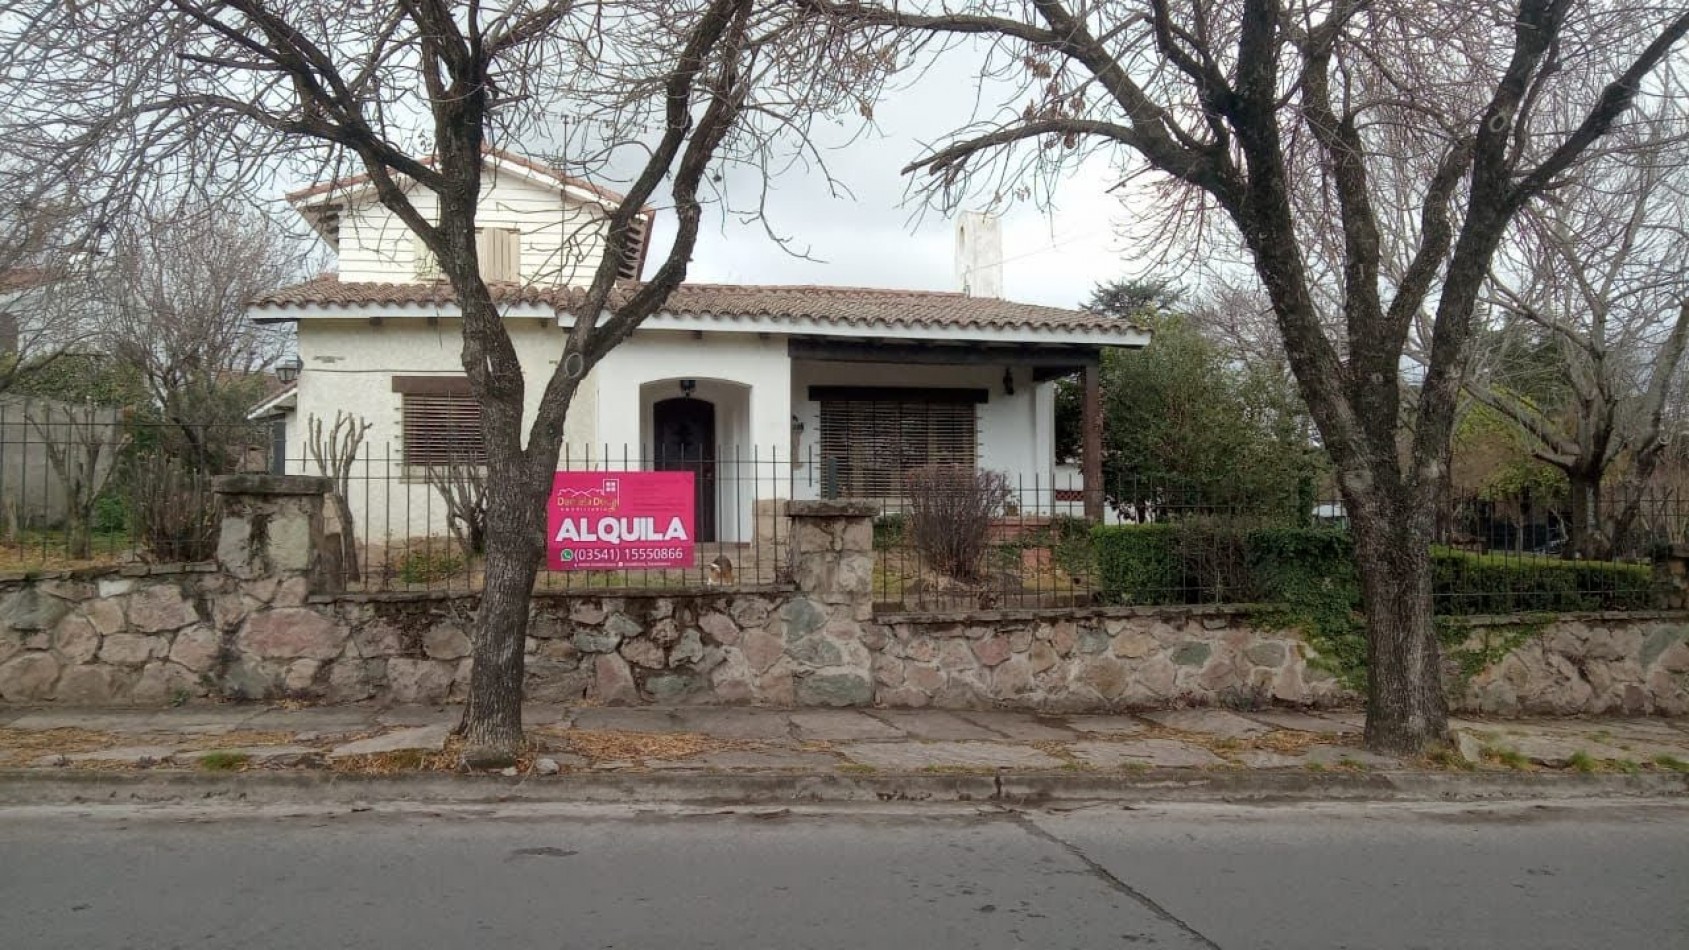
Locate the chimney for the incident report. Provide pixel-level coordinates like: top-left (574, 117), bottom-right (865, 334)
top-left (955, 211), bottom-right (1003, 298)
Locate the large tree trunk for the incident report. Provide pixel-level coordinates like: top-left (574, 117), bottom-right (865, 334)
top-left (1349, 502), bottom-right (1450, 754)
top-left (1565, 466), bottom-right (1605, 560)
top-left (457, 461), bottom-right (549, 767)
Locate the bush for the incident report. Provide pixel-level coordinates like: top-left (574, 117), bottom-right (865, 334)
top-left (872, 513), bottom-right (907, 551)
top-left (1092, 524), bottom-right (1183, 604)
top-left (1431, 549), bottom-right (1655, 614)
top-left (130, 455), bottom-right (219, 562)
top-left (398, 548), bottom-right (467, 585)
top-left (1094, 523), bottom-right (1659, 614)
top-left (904, 466), bottom-right (1013, 582)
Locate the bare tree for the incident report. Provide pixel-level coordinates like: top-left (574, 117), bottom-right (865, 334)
top-left (0, 177), bottom-right (105, 392)
top-left (99, 204), bottom-right (301, 471)
top-left (805, 0), bottom-right (1689, 752)
top-left (25, 401), bottom-right (129, 560)
top-left (426, 454), bottom-right (489, 561)
top-left (306, 411), bottom-right (370, 585)
top-left (2, 1), bottom-right (858, 764)
top-left (1468, 128), bottom-right (1689, 558)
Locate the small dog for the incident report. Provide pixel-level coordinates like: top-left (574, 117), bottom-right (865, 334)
top-left (705, 554), bottom-right (735, 587)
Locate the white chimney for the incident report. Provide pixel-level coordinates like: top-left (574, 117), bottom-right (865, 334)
top-left (955, 211), bottom-right (1003, 298)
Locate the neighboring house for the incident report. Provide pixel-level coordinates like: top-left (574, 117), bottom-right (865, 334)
top-left (250, 149), bottom-right (1147, 544)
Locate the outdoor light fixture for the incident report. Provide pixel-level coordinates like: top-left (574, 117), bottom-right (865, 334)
top-left (1003, 367), bottom-right (1015, 396)
top-left (679, 378), bottom-right (697, 398)
top-left (276, 355), bottom-right (303, 384)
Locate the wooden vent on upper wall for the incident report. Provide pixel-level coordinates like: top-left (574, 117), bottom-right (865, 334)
top-left (616, 215), bottom-right (649, 281)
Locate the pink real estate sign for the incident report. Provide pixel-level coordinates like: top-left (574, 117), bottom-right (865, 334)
top-left (547, 471), bottom-right (696, 570)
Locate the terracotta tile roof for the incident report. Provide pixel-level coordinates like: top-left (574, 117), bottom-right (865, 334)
top-left (252, 275), bottom-right (1142, 337)
top-left (286, 147), bottom-right (646, 211)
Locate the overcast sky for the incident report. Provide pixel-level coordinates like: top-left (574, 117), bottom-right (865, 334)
top-left (639, 55), bottom-right (1141, 310)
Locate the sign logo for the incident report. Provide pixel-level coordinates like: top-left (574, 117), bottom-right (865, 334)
top-left (547, 471), bottom-right (695, 571)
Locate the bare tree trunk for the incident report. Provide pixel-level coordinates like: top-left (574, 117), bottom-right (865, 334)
top-left (1350, 502), bottom-right (1449, 754)
top-left (1566, 467), bottom-right (1605, 559)
top-left (457, 458), bottom-right (549, 766)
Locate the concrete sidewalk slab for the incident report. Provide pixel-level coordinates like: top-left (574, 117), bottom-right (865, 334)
top-left (840, 741), bottom-right (1065, 770)
top-left (1069, 739), bottom-right (1227, 769)
top-left (952, 712), bottom-right (1077, 741)
top-left (863, 710), bottom-right (1001, 741)
top-left (1143, 709), bottom-right (1271, 739)
top-left (790, 711), bottom-right (903, 742)
top-left (1, 703), bottom-right (1685, 807)
top-left (328, 724), bottom-right (451, 759)
top-left (1063, 715), bottom-right (1150, 736)
top-left (1243, 710), bottom-right (1363, 735)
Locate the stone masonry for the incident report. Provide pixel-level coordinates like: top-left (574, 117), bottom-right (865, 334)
top-left (0, 483), bottom-right (1686, 715)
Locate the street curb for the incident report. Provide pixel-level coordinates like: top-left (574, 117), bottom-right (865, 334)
top-left (0, 767), bottom-right (1683, 807)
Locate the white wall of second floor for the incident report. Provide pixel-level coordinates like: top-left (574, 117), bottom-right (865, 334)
top-left (326, 166), bottom-right (615, 287)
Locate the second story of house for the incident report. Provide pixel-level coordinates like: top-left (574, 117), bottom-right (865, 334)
top-left (287, 149), bottom-right (652, 287)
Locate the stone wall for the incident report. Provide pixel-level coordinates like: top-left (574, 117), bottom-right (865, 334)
top-left (862, 607), bottom-right (1351, 711)
top-left (0, 482), bottom-right (1685, 715)
top-left (1456, 614), bottom-right (1689, 716)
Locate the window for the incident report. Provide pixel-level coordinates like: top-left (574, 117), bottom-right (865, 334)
top-left (412, 228), bottom-right (521, 282)
top-left (393, 377), bottom-right (485, 467)
top-left (813, 386), bottom-right (983, 498)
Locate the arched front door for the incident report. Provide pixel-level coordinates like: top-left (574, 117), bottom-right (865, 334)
top-left (652, 397), bottom-right (716, 542)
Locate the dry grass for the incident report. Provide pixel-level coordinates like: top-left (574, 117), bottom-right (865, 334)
top-left (173, 730), bottom-right (301, 752)
top-left (0, 728), bottom-right (124, 767)
top-left (547, 729), bottom-right (761, 763)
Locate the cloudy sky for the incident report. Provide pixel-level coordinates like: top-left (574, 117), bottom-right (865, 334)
top-left (640, 55), bottom-right (1142, 310)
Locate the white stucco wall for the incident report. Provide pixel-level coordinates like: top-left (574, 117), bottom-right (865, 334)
top-left (331, 166), bottom-right (611, 286)
top-left (289, 316), bottom-right (599, 540)
top-left (287, 320), bottom-right (1070, 544)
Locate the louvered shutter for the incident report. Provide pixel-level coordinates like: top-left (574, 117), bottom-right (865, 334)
top-left (817, 393), bottom-right (978, 498)
top-left (393, 377), bottom-right (486, 466)
top-left (476, 228), bottom-right (521, 282)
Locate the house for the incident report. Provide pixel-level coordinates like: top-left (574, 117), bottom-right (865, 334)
top-left (249, 149), bottom-right (1147, 548)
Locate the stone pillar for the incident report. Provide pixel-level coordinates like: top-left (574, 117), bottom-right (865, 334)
top-left (782, 500), bottom-right (878, 706)
top-left (213, 474), bottom-right (338, 593)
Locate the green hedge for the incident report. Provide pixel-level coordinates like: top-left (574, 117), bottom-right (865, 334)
top-left (1431, 548), bottom-right (1655, 614)
top-left (1091, 524), bottom-right (1183, 605)
top-left (1093, 522), bottom-right (1659, 690)
top-left (1092, 524), bottom-right (1658, 614)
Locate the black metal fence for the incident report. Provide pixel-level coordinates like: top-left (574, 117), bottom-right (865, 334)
top-left (868, 467), bottom-right (1689, 614)
top-left (312, 444), bottom-right (794, 592)
top-left (4, 408), bottom-right (1685, 616)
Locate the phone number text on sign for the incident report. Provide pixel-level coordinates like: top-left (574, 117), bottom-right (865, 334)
top-left (547, 471), bottom-right (696, 571)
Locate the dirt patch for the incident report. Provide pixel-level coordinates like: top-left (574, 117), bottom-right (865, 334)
top-left (544, 728), bottom-right (761, 764)
top-left (0, 728), bottom-right (125, 767)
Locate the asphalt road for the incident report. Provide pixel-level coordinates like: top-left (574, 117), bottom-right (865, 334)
top-left (0, 800), bottom-right (1684, 949)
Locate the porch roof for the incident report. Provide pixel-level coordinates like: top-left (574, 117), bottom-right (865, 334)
top-left (251, 276), bottom-right (1149, 348)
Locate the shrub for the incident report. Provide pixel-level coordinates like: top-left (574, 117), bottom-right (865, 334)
top-left (904, 466), bottom-right (1013, 582)
top-left (398, 548), bottom-right (467, 585)
top-left (872, 513), bottom-right (907, 551)
top-left (130, 455), bottom-right (219, 562)
top-left (1431, 549), bottom-right (1655, 614)
top-left (1092, 524), bottom-right (1183, 604)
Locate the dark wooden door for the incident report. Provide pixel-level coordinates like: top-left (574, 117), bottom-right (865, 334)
top-left (653, 397), bottom-right (716, 542)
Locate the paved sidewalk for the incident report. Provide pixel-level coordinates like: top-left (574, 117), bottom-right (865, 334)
top-left (3, 704), bottom-right (1688, 788)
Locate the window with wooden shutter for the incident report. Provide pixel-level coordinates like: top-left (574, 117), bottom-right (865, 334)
top-left (412, 229), bottom-right (521, 282)
top-left (393, 377), bottom-right (485, 467)
top-left (813, 386), bottom-right (983, 498)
